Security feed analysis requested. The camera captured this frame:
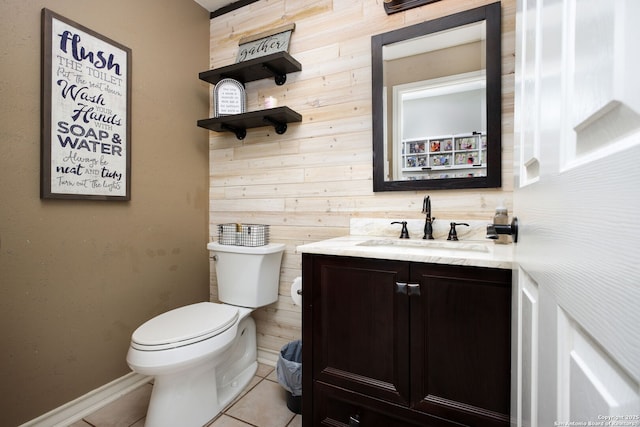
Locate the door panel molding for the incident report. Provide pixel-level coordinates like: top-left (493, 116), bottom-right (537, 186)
top-left (514, 268), bottom-right (539, 427)
top-left (558, 308), bottom-right (640, 420)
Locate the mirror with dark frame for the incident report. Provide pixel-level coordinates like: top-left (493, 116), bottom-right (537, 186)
top-left (372, 2), bottom-right (502, 191)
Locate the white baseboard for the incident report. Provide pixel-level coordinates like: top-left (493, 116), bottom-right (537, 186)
top-left (22, 349), bottom-right (280, 426)
top-left (20, 372), bottom-right (151, 427)
top-left (257, 347), bottom-right (279, 367)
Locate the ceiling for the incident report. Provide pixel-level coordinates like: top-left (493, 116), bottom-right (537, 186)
top-left (192, 0), bottom-right (237, 12)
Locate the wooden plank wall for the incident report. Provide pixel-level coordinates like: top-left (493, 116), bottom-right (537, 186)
top-left (207, 0), bottom-right (516, 357)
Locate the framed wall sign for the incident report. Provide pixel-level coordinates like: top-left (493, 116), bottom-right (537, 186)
top-left (41, 9), bottom-right (132, 200)
top-left (214, 78), bottom-right (246, 117)
top-left (236, 23), bottom-right (295, 62)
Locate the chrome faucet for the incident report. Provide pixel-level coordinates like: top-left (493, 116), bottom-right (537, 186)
top-left (421, 196), bottom-right (435, 240)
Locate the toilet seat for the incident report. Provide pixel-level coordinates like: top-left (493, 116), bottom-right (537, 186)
top-left (131, 302), bottom-right (239, 351)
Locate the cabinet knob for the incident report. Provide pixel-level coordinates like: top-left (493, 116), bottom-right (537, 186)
top-left (408, 283), bottom-right (421, 296)
top-left (396, 282), bottom-right (420, 296)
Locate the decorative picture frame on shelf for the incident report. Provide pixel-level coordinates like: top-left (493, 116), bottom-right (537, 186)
top-left (213, 78), bottom-right (246, 117)
top-left (41, 8), bottom-right (132, 200)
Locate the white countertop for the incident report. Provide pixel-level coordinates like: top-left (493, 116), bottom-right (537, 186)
top-left (296, 218), bottom-right (514, 269)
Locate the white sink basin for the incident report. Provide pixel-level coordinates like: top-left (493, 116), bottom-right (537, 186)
top-left (356, 239), bottom-right (490, 253)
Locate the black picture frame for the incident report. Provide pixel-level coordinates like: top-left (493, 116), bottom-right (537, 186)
top-left (41, 8), bottom-right (132, 200)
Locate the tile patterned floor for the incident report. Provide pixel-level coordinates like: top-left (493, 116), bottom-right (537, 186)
top-left (69, 363), bottom-right (302, 427)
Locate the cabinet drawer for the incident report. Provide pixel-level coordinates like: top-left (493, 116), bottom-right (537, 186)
top-left (314, 382), bottom-right (464, 427)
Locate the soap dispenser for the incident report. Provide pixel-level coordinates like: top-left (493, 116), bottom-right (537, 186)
top-left (493, 202), bottom-right (509, 244)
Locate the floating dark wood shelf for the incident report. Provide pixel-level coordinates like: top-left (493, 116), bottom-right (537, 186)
top-left (197, 106), bottom-right (302, 140)
top-left (199, 52), bottom-right (302, 86)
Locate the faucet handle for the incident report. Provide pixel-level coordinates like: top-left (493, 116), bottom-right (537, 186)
top-left (391, 221), bottom-right (410, 239)
top-left (447, 222), bottom-right (469, 241)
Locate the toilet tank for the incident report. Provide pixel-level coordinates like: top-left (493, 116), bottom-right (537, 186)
top-left (207, 242), bottom-right (285, 308)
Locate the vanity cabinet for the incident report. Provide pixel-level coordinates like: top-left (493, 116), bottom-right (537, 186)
top-left (302, 254), bottom-right (511, 427)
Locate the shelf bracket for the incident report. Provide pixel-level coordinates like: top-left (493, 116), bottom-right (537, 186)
top-left (221, 124), bottom-right (247, 140)
top-left (261, 64), bottom-right (287, 85)
top-left (263, 116), bottom-right (288, 134)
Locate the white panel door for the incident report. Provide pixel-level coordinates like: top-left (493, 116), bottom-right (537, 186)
top-left (512, 0), bottom-right (640, 425)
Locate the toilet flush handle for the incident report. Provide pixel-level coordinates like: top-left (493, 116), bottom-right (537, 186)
top-left (211, 255), bottom-right (218, 261)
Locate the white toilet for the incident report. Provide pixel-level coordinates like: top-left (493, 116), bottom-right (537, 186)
top-left (126, 242), bottom-right (285, 427)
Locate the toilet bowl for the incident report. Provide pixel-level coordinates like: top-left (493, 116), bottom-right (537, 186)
top-left (126, 242), bottom-right (285, 427)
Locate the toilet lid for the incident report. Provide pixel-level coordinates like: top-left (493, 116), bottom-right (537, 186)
top-left (131, 302), bottom-right (239, 350)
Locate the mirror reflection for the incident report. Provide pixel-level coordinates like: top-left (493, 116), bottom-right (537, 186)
top-left (372, 3), bottom-right (501, 191)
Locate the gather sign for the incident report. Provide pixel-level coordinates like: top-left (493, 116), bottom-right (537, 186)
top-left (236, 23), bottom-right (295, 63)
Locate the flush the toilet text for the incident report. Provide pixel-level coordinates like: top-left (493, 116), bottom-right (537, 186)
top-left (48, 16), bottom-right (128, 197)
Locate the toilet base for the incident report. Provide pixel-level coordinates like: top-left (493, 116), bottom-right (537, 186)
top-left (143, 316), bottom-right (257, 427)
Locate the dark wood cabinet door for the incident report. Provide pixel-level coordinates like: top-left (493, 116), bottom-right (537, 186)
top-left (303, 254), bottom-right (512, 427)
top-left (305, 255), bottom-right (412, 406)
top-left (410, 263), bottom-right (511, 426)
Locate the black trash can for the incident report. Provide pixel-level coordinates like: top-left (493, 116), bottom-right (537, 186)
top-left (276, 339), bottom-right (302, 414)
